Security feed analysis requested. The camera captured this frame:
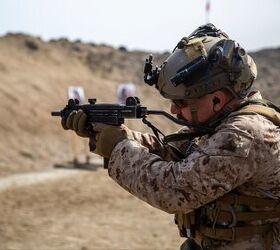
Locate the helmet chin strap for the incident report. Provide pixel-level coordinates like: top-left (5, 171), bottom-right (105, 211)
top-left (188, 99), bottom-right (199, 125)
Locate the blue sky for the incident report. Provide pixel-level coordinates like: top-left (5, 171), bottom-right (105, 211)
top-left (1, 0), bottom-right (280, 52)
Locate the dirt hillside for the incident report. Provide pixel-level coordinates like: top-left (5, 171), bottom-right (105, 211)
top-left (0, 34), bottom-right (175, 176)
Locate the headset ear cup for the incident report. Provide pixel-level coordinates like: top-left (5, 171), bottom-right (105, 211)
top-left (208, 41), bottom-right (223, 65)
top-left (209, 47), bottom-right (223, 64)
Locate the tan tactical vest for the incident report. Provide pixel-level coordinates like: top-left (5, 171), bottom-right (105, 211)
top-left (175, 104), bottom-right (280, 249)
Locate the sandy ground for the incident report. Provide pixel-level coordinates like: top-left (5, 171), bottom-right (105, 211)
top-left (0, 165), bottom-right (185, 250)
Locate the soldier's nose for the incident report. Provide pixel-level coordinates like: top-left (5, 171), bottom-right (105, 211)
top-left (170, 103), bottom-right (180, 114)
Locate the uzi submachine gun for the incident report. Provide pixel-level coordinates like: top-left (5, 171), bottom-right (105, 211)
top-left (51, 96), bottom-right (196, 128)
top-left (51, 97), bottom-right (184, 167)
top-left (51, 96), bottom-right (212, 167)
top-left (51, 96), bottom-right (213, 138)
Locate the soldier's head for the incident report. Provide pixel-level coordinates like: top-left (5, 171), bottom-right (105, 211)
top-left (144, 24), bottom-right (257, 124)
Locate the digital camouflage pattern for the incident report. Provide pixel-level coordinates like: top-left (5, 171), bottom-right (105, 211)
top-left (106, 92), bottom-right (280, 249)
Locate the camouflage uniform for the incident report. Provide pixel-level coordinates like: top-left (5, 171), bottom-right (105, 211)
top-left (106, 91), bottom-right (280, 249)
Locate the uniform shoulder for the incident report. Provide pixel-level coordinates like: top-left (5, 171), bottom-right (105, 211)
top-left (218, 108), bottom-right (279, 139)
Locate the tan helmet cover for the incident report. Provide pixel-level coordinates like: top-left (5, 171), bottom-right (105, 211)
top-left (157, 36), bottom-right (257, 100)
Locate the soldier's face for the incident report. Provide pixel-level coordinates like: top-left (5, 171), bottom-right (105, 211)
top-left (170, 94), bottom-right (219, 124)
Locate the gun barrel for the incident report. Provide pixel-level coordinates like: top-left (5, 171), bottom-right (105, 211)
top-left (51, 111), bottom-right (61, 116)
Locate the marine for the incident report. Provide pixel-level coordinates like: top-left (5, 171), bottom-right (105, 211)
top-left (61, 24), bottom-right (280, 249)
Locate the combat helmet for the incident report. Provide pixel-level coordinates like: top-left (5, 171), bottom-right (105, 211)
top-left (144, 24), bottom-right (257, 101)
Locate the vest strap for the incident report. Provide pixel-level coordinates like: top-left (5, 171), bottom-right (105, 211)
top-left (200, 224), bottom-right (272, 241)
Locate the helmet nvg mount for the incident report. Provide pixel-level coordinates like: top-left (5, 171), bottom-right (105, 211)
top-left (143, 24), bottom-right (257, 100)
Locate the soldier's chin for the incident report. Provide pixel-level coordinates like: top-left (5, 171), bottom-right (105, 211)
top-left (176, 114), bottom-right (183, 120)
top-left (176, 114), bottom-right (185, 120)
top-left (177, 115), bottom-right (192, 124)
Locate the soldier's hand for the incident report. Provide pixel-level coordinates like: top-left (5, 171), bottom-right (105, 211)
top-left (90, 123), bottom-right (133, 158)
top-left (61, 110), bottom-right (90, 137)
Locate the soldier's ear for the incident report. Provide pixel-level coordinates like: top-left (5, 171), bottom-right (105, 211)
top-left (212, 91), bottom-right (228, 112)
top-left (213, 97), bottom-right (220, 105)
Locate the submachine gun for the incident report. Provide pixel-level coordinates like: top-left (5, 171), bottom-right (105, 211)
top-left (51, 96), bottom-right (199, 128)
top-left (51, 96), bottom-right (213, 167)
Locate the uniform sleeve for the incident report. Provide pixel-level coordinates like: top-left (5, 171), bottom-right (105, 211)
top-left (129, 131), bottom-right (166, 156)
top-left (108, 126), bottom-right (257, 214)
top-left (89, 130), bottom-right (170, 158)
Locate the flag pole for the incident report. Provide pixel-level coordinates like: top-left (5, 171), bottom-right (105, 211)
top-left (205, 0), bottom-right (210, 24)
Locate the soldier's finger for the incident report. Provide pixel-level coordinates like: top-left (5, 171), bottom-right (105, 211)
top-left (92, 123), bottom-right (110, 132)
top-left (73, 110), bottom-right (84, 132)
top-left (95, 132), bottom-right (101, 141)
top-left (61, 116), bottom-right (68, 130)
top-left (77, 111), bottom-right (87, 133)
top-left (66, 111), bottom-right (77, 130)
top-left (89, 135), bottom-right (98, 151)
